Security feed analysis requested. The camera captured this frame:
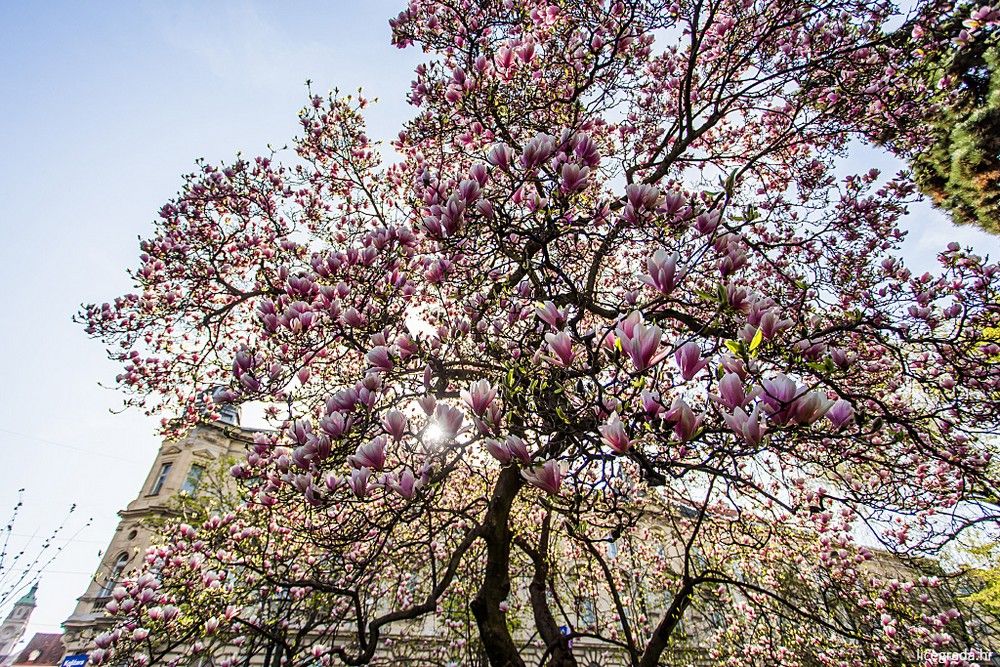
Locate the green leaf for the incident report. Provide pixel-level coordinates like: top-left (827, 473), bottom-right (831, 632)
top-left (749, 327), bottom-right (764, 352)
top-left (696, 289), bottom-right (717, 301)
top-left (724, 340), bottom-right (742, 354)
top-left (724, 168), bottom-right (738, 195)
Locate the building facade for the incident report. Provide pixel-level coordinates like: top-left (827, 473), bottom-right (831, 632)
top-left (62, 420), bottom-right (247, 657)
top-left (60, 416), bottom-right (1000, 666)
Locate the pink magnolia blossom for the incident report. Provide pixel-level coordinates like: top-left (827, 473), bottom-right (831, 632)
top-left (826, 399), bottom-right (855, 430)
top-left (755, 309), bottom-right (794, 340)
top-left (664, 397), bottom-right (702, 441)
top-left (544, 331), bottom-right (576, 367)
top-left (486, 142), bottom-right (514, 171)
top-left (536, 301), bottom-right (566, 329)
top-left (640, 390), bottom-right (665, 419)
top-left (793, 391), bottom-right (835, 425)
top-left (462, 379), bottom-right (498, 416)
top-left (385, 467), bottom-right (424, 499)
top-left (640, 249), bottom-right (684, 295)
top-left (521, 459), bottom-right (566, 495)
top-left (519, 133), bottom-right (555, 169)
top-left (599, 412), bottom-right (632, 454)
top-left (485, 438), bottom-right (513, 464)
top-left (722, 404), bottom-right (767, 446)
top-left (625, 183), bottom-right (660, 210)
top-left (560, 163), bottom-right (590, 193)
top-left (320, 412), bottom-right (351, 438)
top-left (381, 409), bottom-right (408, 441)
top-left (349, 436), bottom-right (387, 470)
top-left (348, 467), bottom-right (370, 498)
top-left (674, 341), bottom-right (709, 381)
top-left (417, 394), bottom-right (436, 416)
top-left (616, 318), bottom-right (663, 371)
top-left (505, 435), bottom-right (532, 464)
top-left (711, 372), bottom-right (751, 409)
top-left (761, 374), bottom-right (805, 425)
top-left (433, 403), bottom-right (465, 440)
top-left (325, 474), bottom-right (343, 492)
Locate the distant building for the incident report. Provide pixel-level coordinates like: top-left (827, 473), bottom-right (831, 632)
top-left (0, 584), bottom-right (39, 665)
top-left (10, 633), bottom-right (63, 667)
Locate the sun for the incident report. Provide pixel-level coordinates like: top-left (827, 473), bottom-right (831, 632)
top-left (424, 422), bottom-right (445, 443)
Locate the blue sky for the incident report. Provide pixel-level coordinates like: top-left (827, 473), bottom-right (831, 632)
top-left (0, 0), bottom-right (996, 646)
top-left (0, 0), bottom-right (420, 641)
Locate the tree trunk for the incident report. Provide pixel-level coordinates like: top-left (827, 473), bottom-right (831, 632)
top-left (470, 466), bottom-right (526, 667)
top-left (637, 579), bottom-right (696, 667)
top-left (526, 514), bottom-right (577, 667)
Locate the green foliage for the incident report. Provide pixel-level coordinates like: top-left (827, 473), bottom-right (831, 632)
top-left (910, 20), bottom-right (1000, 234)
top-left (962, 542), bottom-right (1000, 617)
top-left (145, 455), bottom-right (244, 530)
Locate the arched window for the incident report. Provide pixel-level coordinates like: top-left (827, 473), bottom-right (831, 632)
top-left (97, 552), bottom-right (129, 598)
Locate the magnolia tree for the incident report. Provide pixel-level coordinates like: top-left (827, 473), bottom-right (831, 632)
top-left (80, 0), bottom-right (1000, 665)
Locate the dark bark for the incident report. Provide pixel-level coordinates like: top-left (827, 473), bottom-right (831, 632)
top-left (637, 578), bottom-right (697, 667)
top-left (521, 513), bottom-right (577, 667)
top-left (470, 466), bottom-right (526, 667)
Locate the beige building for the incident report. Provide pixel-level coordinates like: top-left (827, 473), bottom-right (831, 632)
top-left (60, 410), bottom-right (999, 666)
top-left (56, 415), bottom-right (713, 666)
top-left (62, 413), bottom-right (248, 657)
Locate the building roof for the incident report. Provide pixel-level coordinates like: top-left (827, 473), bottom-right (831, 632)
top-left (15, 584), bottom-right (38, 607)
top-left (11, 633), bottom-right (63, 666)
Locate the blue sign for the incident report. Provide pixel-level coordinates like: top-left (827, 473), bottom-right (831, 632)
top-left (61, 654), bottom-right (89, 667)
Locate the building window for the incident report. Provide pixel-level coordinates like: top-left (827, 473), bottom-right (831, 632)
top-left (606, 540), bottom-right (619, 559)
top-left (579, 599), bottom-right (596, 627)
top-left (181, 464), bottom-right (206, 494)
top-left (150, 462), bottom-right (173, 495)
top-left (98, 553), bottom-right (129, 598)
